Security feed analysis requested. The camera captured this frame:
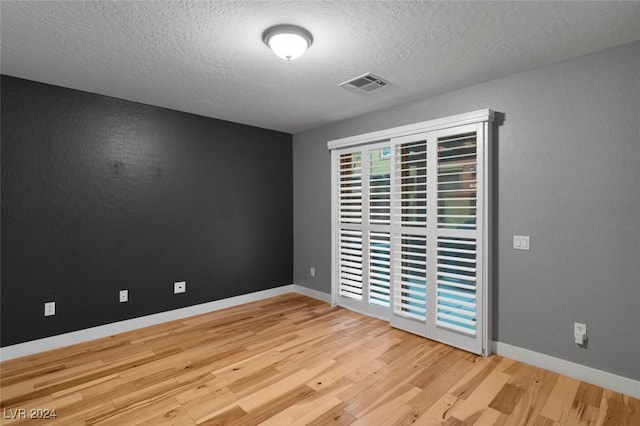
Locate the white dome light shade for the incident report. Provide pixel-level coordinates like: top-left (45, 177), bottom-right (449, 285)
top-left (263, 25), bottom-right (313, 61)
top-left (267, 33), bottom-right (308, 61)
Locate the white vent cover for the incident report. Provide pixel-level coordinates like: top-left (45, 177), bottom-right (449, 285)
top-left (340, 73), bottom-right (390, 93)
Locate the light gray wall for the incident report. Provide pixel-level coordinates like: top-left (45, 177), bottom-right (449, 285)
top-left (293, 41), bottom-right (640, 380)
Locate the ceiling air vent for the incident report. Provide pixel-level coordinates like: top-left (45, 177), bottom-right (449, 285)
top-left (340, 73), bottom-right (390, 93)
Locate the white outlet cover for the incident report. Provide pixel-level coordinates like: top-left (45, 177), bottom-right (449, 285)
top-left (174, 281), bottom-right (186, 294)
top-left (574, 322), bottom-right (587, 344)
top-left (119, 290), bottom-right (128, 303)
top-left (44, 301), bottom-right (56, 316)
top-left (310, 267), bottom-right (315, 277)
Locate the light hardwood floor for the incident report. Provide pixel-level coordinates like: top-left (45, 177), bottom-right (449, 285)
top-left (1, 294), bottom-right (638, 425)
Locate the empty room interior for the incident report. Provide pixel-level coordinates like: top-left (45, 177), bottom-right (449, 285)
top-left (1, 1), bottom-right (639, 425)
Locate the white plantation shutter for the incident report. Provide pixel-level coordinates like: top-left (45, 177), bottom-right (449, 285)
top-left (368, 148), bottom-right (392, 309)
top-left (431, 125), bottom-right (484, 354)
top-left (434, 131), bottom-right (479, 336)
top-left (338, 151), bottom-right (364, 301)
top-left (337, 145), bottom-right (394, 314)
top-left (330, 110), bottom-right (492, 355)
top-left (391, 137), bottom-right (429, 328)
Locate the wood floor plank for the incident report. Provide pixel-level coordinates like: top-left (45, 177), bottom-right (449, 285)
top-left (88, 396), bottom-right (182, 426)
top-left (236, 359), bottom-right (334, 412)
top-left (474, 407), bottom-right (508, 425)
top-left (304, 401), bottom-right (357, 426)
top-left (403, 357), bottom-right (477, 421)
top-left (196, 405), bottom-right (245, 426)
top-left (205, 385), bottom-right (314, 426)
top-left (257, 380), bottom-right (349, 426)
top-left (489, 382), bottom-right (526, 415)
top-left (596, 389), bottom-right (640, 425)
top-left (413, 392), bottom-right (462, 425)
top-left (448, 369), bottom-right (511, 422)
top-left (350, 385), bottom-right (422, 426)
top-left (1, 293), bottom-right (638, 425)
top-left (540, 375), bottom-right (582, 423)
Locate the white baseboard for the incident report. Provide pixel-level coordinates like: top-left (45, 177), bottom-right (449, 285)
top-left (291, 284), bottom-right (332, 304)
top-left (493, 341), bottom-right (640, 399)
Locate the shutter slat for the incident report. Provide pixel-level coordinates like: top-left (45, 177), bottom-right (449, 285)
top-left (438, 287), bottom-right (477, 300)
top-left (437, 160), bottom-right (476, 170)
top-left (438, 271), bottom-right (476, 282)
top-left (437, 295), bottom-right (476, 309)
top-left (436, 280), bottom-right (476, 291)
top-left (436, 321), bottom-right (476, 336)
top-left (436, 312), bottom-right (475, 326)
top-left (437, 255), bottom-right (477, 264)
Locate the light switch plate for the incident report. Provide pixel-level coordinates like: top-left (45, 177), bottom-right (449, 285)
top-left (513, 235), bottom-right (530, 251)
top-left (513, 235), bottom-right (521, 249)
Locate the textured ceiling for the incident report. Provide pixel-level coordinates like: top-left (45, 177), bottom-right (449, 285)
top-left (2, 1), bottom-right (640, 134)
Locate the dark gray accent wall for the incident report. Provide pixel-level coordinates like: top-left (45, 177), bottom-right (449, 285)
top-left (293, 42), bottom-right (640, 380)
top-left (1, 75), bottom-right (293, 346)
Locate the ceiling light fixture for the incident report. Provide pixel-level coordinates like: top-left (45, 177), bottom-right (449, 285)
top-left (262, 24), bottom-right (313, 61)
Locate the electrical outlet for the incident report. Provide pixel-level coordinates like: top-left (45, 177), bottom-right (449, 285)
top-left (310, 267), bottom-right (315, 277)
top-left (574, 322), bottom-right (587, 345)
top-left (174, 281), bottom-right (186, 294)
top-left (44, 301), bottom-right (56, 316)
top-left (119, 290), bottom-right (128, 303)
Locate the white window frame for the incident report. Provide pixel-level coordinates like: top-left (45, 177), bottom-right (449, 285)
top-left (328, 109), bottom-right (494, 355)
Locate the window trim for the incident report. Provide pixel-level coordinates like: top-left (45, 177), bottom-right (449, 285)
top-left (327, 109), bottom-right (494, 150)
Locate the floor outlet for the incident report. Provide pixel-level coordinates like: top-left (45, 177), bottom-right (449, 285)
top-left (44, 302), bottom-right (56, 316)
top-left (174, 281), bottom-right (186, 294)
